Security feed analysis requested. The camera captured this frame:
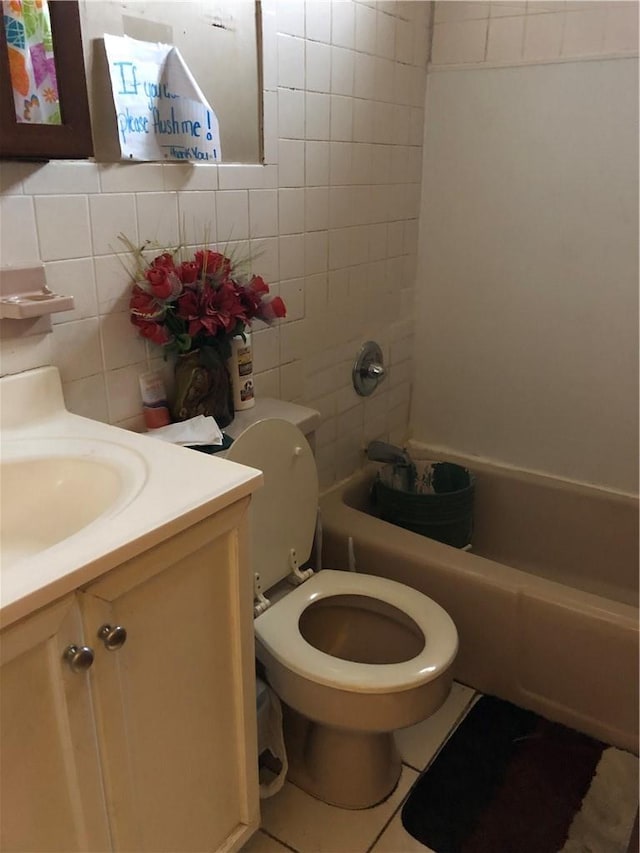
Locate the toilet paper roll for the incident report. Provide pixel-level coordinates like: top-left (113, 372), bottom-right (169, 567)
top-left (258, 684), bottom-right (288, 799)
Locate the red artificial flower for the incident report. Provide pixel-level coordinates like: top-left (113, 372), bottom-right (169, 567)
top-left (177, 261), bottom-right (199, 284)
top-left (130, 285), bottom-right (163, 319)
top-left (271, 296), bottom-right (286, 318)
top-left (195, 250), bottom-right (232, 279)
top-left (126, 239), bottom-right (286, 355)
top-left (196, 281), bottom-right (247, 336)
top-left (238, 288), bottom-right (261, 320)
top-left (176, 288), bottom-right (200, 322)
top-left (259, 296), bottom-right (287, 322)
top-left (131, 316), bottom-right (171, 345)
top-left (150, 252), bottom-right (176, 271)
top-left (144, 266), bottom-right (174, 299)
top-left (249, 274), bottom-right (270, 296)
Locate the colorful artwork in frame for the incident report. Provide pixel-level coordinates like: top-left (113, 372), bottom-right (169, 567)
top-left (2, 0), bottom-right (61, 124)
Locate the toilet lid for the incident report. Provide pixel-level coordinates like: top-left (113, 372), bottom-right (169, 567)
top-left (226, 419), bottom-right (318, 590)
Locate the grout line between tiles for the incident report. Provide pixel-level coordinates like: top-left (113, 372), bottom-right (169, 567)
top-left (365, 763), bottom-right (418, 853)
top-left (420, 689), bottom-right (481, 772)
top-left (366, 688), bottom-right (481, 853)
top-left (256, 688), bottom-right (481, 853)
top-left (260, 827), bottom-right (301, 853)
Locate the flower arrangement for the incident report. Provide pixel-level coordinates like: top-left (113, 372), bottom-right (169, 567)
top-left (122, 237), bottom-right (286, 359)
top-left (120, 236), bottom-right (286, 426)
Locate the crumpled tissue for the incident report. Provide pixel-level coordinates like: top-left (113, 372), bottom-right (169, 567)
top-left (145, 414), bottom-right (224, 446)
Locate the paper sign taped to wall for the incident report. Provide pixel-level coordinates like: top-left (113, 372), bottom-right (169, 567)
top-left (103, 34), bottom-right (221, 162)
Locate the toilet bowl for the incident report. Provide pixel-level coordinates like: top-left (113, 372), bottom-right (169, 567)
top-left (227, 418), bottom-right (458, 809)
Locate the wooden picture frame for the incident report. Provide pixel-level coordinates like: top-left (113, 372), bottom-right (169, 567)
top-left (0, 0), bottom-right (93, 160)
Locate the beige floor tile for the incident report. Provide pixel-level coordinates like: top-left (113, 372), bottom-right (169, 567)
top-left (394, 681), bottom-right (476, 771)
top-left (371, 810), bottom-right (435, 853)
top-left (241, 828), bottom-right (293, 852)
top-left (260, 765), bottom-right (419, 853)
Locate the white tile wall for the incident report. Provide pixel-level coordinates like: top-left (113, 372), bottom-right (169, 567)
top-left (523, 10), bottom-right (564, 60)
top-left (35, 195), bottom-right (93, 260)
top-left (431, 0), bottom-right (639, 66)
top-left (0, 0), bottom-right (429, 487)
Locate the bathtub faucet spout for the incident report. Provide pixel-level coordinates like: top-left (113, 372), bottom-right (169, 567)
top-left (366, 441), bottom-right (412, 467)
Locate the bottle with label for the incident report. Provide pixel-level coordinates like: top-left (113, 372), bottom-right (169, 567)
top-left (229, 332), bottom-right (255, 410)
top-left (139, 370), bottom-right (171, 429)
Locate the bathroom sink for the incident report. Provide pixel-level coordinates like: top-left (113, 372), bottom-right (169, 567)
top-left (0, 438), bottom-right (147, 569)
top-left (0, 365), bottom-right (262, 629)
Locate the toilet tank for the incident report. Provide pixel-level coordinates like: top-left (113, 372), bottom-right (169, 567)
top-left (225, 398), bottom-right (321, 447)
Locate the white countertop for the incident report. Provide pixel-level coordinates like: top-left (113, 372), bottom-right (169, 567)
top-left (0, 367), bottom-right (264, 629)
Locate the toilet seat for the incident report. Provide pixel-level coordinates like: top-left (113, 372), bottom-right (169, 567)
top-left (255, 570), bottom-right (458, 694)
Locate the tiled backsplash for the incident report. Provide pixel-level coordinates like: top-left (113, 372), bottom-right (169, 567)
top-left (4, 1), bottom-right (634, 489)
top-left (431, 1), bottom-right (638, 66)
top-left (0, 0), bottom-right (431, 488)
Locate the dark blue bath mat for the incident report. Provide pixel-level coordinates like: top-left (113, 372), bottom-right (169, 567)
top-left (401, 695), bottom-right (639, 853)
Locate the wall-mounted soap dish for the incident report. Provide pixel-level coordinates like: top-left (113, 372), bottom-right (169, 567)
top-left (0, 266), bottom-right (74, 320)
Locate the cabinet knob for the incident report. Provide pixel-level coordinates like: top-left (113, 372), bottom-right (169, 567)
top-left (63, 645), bottom-right (95, 673)
top-left (98, 624), bottom-right (127, 651)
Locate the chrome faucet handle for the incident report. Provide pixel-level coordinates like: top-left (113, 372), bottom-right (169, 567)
top-left (353, 341), bottom-right (387, 396)
top-left (366, 362), bottom-right (386, 379)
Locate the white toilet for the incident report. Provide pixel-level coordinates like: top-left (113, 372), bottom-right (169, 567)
top-left (227, 417), bottom-right (458, 810)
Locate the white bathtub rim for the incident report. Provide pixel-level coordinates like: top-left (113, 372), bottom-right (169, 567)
top-left (406, 440), bottom-right (639, 502)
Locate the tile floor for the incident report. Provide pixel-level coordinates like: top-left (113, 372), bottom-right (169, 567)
top-left (242, 682), bottom-right (477, 853)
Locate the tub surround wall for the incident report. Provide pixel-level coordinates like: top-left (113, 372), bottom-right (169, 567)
top-left (431, 1), bottom-right (639, 68)
top-left (412, 2), bottom-right (639, 495)
top-left (0, 0), bottom-right (432, 489)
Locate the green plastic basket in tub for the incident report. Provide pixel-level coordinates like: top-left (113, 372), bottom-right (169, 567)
top-left (371, 460), bottom-right (475, 549)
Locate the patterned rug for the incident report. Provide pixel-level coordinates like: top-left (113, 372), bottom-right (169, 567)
top-left (401, 695), bottom-right (638, 853)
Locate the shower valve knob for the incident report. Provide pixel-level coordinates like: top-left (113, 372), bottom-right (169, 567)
top-left (366, 363), bottom-right (385, 379)
top-left (353, 341), bottom-right (386, 396)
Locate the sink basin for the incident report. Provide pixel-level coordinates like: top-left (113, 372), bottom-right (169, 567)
top-left (0, 365), bottom-right (262, 629)
top-left (1, 438), bottom-right (147, 569)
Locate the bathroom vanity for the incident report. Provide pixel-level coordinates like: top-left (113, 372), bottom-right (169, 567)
top-left (0, 368), bottom-right (262, 852)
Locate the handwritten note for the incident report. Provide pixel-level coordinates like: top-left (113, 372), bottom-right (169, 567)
top-left (103, 34), bottom-right (221, 162)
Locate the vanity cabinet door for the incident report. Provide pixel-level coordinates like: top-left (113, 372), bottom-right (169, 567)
top-left (0, 595), bottom-right (110, 853)
top-left (79, 501), bottom-right (259, 853)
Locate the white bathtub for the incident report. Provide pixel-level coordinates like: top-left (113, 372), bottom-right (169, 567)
top-left (319, 459), bottom-right (638, 753)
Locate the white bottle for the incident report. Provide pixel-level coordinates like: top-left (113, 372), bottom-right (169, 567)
top-left (139, 370), bottom-right (171, 429)
top-left (229, 332), bottom-right (255, 410)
